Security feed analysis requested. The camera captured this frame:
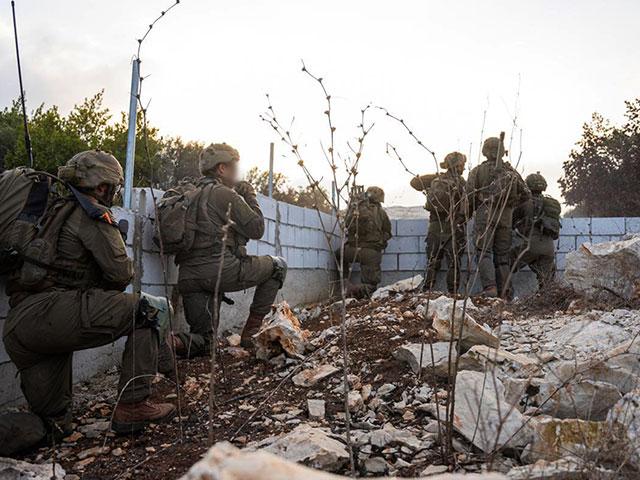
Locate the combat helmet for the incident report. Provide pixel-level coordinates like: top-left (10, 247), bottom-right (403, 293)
top-left (440, 151), bottom-right (466, 170)
top-left (366, 186), bottom-right (385, 203)
top-left (199, 143), bottom-right (240, 176)
top-left (482, 137), bottom-right (506, 160)
top-left (58, 150), bottom-right (123, 188)
top-left (526, 172), bottom-right (547, 192)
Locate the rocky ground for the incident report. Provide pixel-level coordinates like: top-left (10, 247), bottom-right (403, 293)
top-left (4, 270), bottom-right (640, 479)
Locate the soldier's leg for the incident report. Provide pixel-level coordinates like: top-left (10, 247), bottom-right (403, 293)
top-left (358, 248), bottom-right (383, 296)
top-left (425, 232), bottom-right (445, 291)
top-left (443, 236), bottom-right (463, 294)
top-left (175, 291), bottom-right (216, 357)
top-left (494, 226), bottom-right (513, 298)
top-left (474, 219), bottom-right (497, 293)
top-left (530, 254), bottom-right (556, 289)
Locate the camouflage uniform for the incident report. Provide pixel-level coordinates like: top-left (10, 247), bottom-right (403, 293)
top-left (424, 153), bottom-right (468, 293)
top-left (467, 138), bottom-right (530, 296)
top-left (338, 187), bottom-right (392, 297)
top-left (2, 151), bottom-right (168, 436)
top-left (175, 144), bottom-right (286, 355)
top-left (511, 174), bottom-right (559, 289)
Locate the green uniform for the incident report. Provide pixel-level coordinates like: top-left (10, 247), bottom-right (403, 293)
top-left (467, 160), bottom-right (530, 294)
top-left (338, 197), bottom-right (392, 296)
top-left (511, 193), bottom-right (558, 288)
top-left (176, 177), bottom-right (280, 356)
top-left (2, 200), bottom-right (154, 430)
top-left (424, 170), bottom-right (467, 293)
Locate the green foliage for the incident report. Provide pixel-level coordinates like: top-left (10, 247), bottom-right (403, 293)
top-left (246, 166), bottom-right (332, 213)
top-left (560, 98), bottom-right (640, 216)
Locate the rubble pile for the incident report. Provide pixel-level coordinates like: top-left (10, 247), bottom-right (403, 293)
top-left (7, 254), bottom-right (640, 479)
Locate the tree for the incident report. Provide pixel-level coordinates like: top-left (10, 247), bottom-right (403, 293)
top-left (246, 166), bottom-right (332, 212)
top-left (560, 98), bottom-right (640, 216)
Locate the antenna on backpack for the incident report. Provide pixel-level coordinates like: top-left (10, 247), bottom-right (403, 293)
top-left (11, 0), bottom-right (34, 169)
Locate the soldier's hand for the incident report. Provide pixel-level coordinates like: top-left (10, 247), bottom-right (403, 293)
top-left (234, 180), bottom-right (257, 200)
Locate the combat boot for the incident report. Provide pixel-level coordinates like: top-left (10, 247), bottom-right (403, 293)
top-left (240, 312), bottom-right (265, 348)
top-left (112, 400), bottom-right (176, 434)
top-left (481, 286), bottom-right (498, 298)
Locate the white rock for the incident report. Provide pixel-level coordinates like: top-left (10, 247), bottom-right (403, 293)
top-left (363, 456), bottom-right (388, 474)
top-left (607, 387), bottom-right (640, 468)
top-left (534, 379), bottom-right (621, 421)
top-left (393, 342), bottom-right (456, 378)
top-left (371, 275), bottom-right (423, 300)
top-left (427, 296), bottom-right (499, 350)
top-left (347, 391), bottom-right (364, 412)
top-left (292, 364), bottom-right (339, 387)
top-left (307, 399), bottom-right (326, 419)
top-left (255, 302), bottom-right (310, 360)
top-left (0, 458), bottom-right (65, 480)
top-left (565, 235), bottom-right (640, 300)
top-left (508, 457), bottom-right (614, 480)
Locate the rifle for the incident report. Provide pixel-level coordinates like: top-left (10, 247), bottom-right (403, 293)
top-left (496, 131), bottom-right (505, 170)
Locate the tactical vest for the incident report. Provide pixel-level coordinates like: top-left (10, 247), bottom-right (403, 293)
top-left (347, 200), bottom-right (386, 249)
top-left (517, 194), bottom-right (562, 240)
top-left (426, 172), bottom-right (465, 216)
top-left (474, 161), bottom-right (523, 209)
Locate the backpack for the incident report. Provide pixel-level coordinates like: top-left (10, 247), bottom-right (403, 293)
top-left (153, 180), bottom-right (216, 255)
top-left (346, 197), bottom-right (377, 242)
top-left (540, 195), bottom-right (561, 240)
top-left (0, 168), bottom-right (55, 275)
top-left (426, 175), bottom-right (461, 215)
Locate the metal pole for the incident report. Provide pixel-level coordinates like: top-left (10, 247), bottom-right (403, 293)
top-left (268, 142), bottom-right (275, 198)
top-left (123, 58), bottom-right (140, 209)
top-left (11, 1), bottom-right (33, 169)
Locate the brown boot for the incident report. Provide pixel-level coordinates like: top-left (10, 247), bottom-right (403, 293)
top-left (240, 313), bottom-right (265, 348)
top-left (481, 286), bottom-right (498, 298)
top-left (169, 332), bottom-right (187, 356)
top-left (112, 400), bottom-right (176, 434)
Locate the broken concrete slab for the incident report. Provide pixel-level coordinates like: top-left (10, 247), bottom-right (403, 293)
top-left (565, 235), bottom-right (640, 301)
top-left (371, 274), bottom-right (423, 300)
top-left (0, 458), bottom-right (65, 480)
top-left (254, 302), bottom-right (310, 360)
top-left (293, 364), bottom-right (339, 387)
top-left (427, 296), bottom-right (499, 351)
top-left (393, 342), bottom-right (456, 378)
top-left (437, 370), bottom-right (532, 452)
top-left (180, 441), bottom-right (508, 479)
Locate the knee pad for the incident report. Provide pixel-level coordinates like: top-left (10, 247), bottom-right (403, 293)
top-left (270, 255), bottom-right (288, 289)
top-left (136, 292), bottom-right (172, 335)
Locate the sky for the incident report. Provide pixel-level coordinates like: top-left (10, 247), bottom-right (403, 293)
top-left (1, 0), bottom-right (638, 207)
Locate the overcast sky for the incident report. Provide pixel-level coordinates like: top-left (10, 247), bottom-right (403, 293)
top-left (1, 0), bottom-right (638, 206)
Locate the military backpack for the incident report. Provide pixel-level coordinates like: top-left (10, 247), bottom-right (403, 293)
top-left (527, 194), bottom-right (562, 240)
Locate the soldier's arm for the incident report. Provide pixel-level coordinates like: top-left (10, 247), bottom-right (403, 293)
top-left (215, 186), bottom-right (265, 240)
top-left (381, 209), bottom-right (392, 245)
top-left (80, 214), bottom-right (134, 291)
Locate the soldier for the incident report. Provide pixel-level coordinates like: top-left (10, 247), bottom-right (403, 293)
top-left (172, 143), bottom-right (287, 353)
top-left (467, 136), bottom-right (530, 298)
top-left (511, 172), bottom-right (561, 289)
top-left (338, 186), bottom-right (392, 298)
top-left (2, 151), bottom-right (176, 440)
top-left (423, 152), bottom-right (468, 293)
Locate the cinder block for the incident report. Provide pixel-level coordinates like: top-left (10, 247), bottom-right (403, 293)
top-left (398, 253), bottom-right (427, 271)
top-left (556, 252), bottom-right (567, 271)
top-left (257, 241), bottom-right (276, 256)
top-left (112, 208), bottom-right (135, 246)
top-left (257, 194), bottom-right (278, 221)
top-left (287, 205), bottom-right (305, 226)
top-left (319, 211), bottom-right (338, 233)
top-left (276, 202), bottom-right (289, 224)
top-left (591, 217), bottom-right (625, 236)
top-left (303, 249), bottom-right (319, 269)
top-left (141, 254), bottom-right (178, 285)
top-left (385, 236), bottom-right (421, 254)
top-left (285, 247), bottom-right (304, 268)
top-left (396, 219), bottom-right (428, 237)
top-left (279, 225), bottom-right (296, 247)
top-left (381, 254), bottom-right (398, 271)
top-left (575, 235), bottom-right (591, 248)
top-left (389, 219), bottom-right (397, 236)
top-left (590, 235), bottom-right (612, 245)
top-left (246, 242), bottom-right (258, 255)
top-left (626, 218), bottom-right (640, 234)
top-left (318, 250), bottom-right (336, 270)
top-left (557, 236), bottom-right (576, 253)
top-left (303, 208), bottom-right (322, 229)
top-left (560, 218), bottom-right (590, 236)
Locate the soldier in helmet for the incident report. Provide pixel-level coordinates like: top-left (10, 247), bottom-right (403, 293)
top-left (422, 152), bottom-right (468, 293)
top-left (2, 150), bottom-right (176, 442)
top-left (337, 186), bottom-right (392, 298)
top-left (511, 172), bottom-right (561, 289)
top-left (172, 143), bottom-right (287, 352)
top-left (467, 136), bottom-right (530, 298)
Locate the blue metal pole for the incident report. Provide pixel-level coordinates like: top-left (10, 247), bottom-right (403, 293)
top-left (123, 58), bottom-right (140, 209)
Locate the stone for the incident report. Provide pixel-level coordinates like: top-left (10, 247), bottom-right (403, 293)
top-left (377, 384), bottom-right (396, 397)
top-left (307, 399), bottom-right (326, 419)
top-left (365, 423), bottom-right (422, 450)
top-left (459, 345), bottom-right (540, 377)
top-left (523, 417), bottom-right (610, 463)
top-left (427, 296), bottom-right (499, 350)
top-left (0, 412), bottom-right (46, 456)
top-left (371, 275), bottom-right (423, 300)
top-left (421, 465), bottom-right (448, 476)
top-left (547, 359), bottom-right (640, 395)
top-left (0, 458), bottom-right (65, 479)
top-left (607, 387), bottom-right (640, 468)
top-left (179, 441), bottom-right (507, 479)
top-left (507, 457), bottom-right (615, 480)
top-left (255, 302), bottom-right (310, 360)
top-left (77, 446), bottom-right (110, 460)
top-left (534, 379), bottom-right (621, 421)
top-left (393, 342), bottom-right (456, 378)
top-left (261, 424), bottom-right (349, 472)
top-left (545, 319), bottom-right (629, 357)
top-left (226, 333), bottom-right (241, 346)
top-left (293, 364), bottom-right (339, 387)
top-left (565, 235), bottom-right (640, 300)
top-left (436, 371), bottom-right (532, 452)
top-left (363, 456), bottom-right (388, 474)
top-left (347, 391), bottom-right (364, 412)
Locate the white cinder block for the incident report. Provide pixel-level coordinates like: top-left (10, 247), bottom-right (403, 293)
top-left (398, 252), bottom-right (427, 271)
top-left (560, 218), bottom-right (590, 236)
top-left (303, 209), bottom-right (322, 229)
top-left (318, 250), bottom-right (336, 269)
top-left (246, 242), bottom-right (258, 255)
top-left (257, 241), bottom-right (276, 256)
top-left (303, 249), bottom-right (319, 269)
top-left (626, 218), bottom-right (640, 234)
top-left (385, 236), bottom-right (421, 254)
top-left (556, 252), bottom-right (566, 271)
top-left (286, 247), bottom-right (304, 268)
top-left (396, 219), bottom-right (428, 237)
top-left (141, 254), bottom-right (178, 285)
top-left (257, 194), bottom-right (278, 221)
top-left (381, 254), bottom-right (398, 271)
top-left (276, 202), bottom-right (289, 224)
top-left (557, 236), bottom-right (576, 253)
top-left (287, 205), bottom-right (305, 226)
top-left (591, 217), bottom-right (625, 236)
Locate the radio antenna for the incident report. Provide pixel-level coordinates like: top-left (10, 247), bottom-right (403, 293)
top-left (11, 0), bottom-right (34, 168)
